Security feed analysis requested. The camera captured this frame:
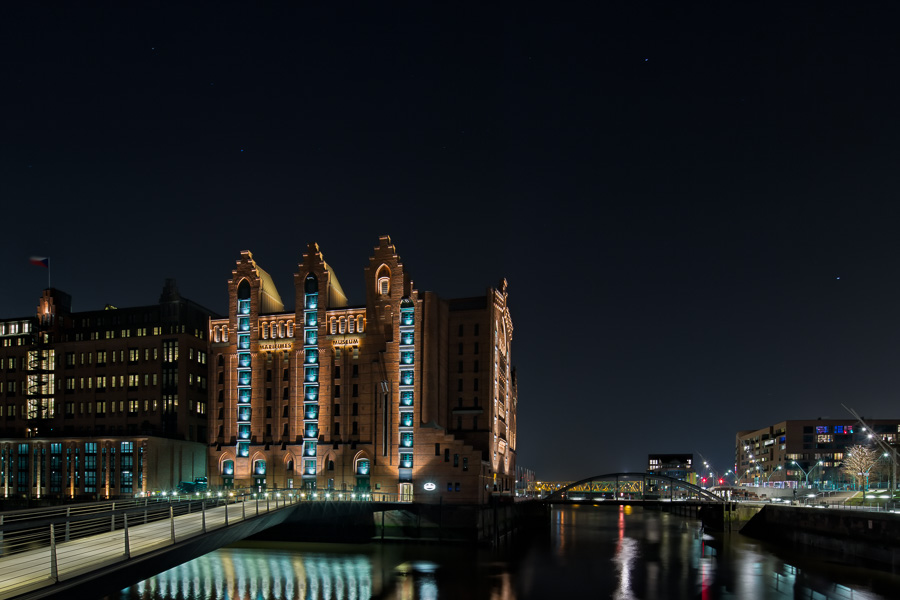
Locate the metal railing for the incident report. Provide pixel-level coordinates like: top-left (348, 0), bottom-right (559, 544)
top-left (0, 494), bottom-right (300, 600)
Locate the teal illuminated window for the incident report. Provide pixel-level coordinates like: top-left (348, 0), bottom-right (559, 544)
top-left (306, 294), bottom-right (318, 309)
top-left (401, 391), bottom-right (413, 406)
top-left (238, 353), bottom-right (251, 368)
top-left (305, 442), bottom-right (317, 457)
top-left (239, 388), bottom-right (251, 402)
top-left (401, 370), bottom-right (413, 385)
top-left (305, 404), bottom-right (318, 419)
top-left (400, 411), bottom-right (413, 427)
top-left (305, 386), bottom-right (318, 401)
top-left (401, 331), bottom-right (414, 345)
top-left (254, 460), bottom-right (266, 475)
top-left (222, 460), bottom-right (234, 476)
top-left (304, 460), bottom-right (316, 475)
top-left (305, 367), bottom-right (318, 383)
top-left (238, 370), bottom-right (251, 386)
top-left (401, 351), bottom-right (414, 365)
top-left (306, 312), bottom-right (317, 327)
top-left (238, 407), bottom-right (251, 421)
top-left (305, 349), bottom-right (319, 364)
top-left (305, 424), bottom-right (319, 438)
top-left (237, 442), bottom-right (250, 458)
top-left (238, 299), bottom-right (250, 315)
top-left (305, 330), bottom-right (317, 345)
top-left (400, 453), bottom-right (413, 468)
top-left (238, 317), bottom-right (250, 332)
top-left (238, 334), bottom-right (250, 350)
top-left (238, 424), bottom-right (251, 439)
top-left (401, 432), bottom-right (413, 447)
top-left (357, 459), bottom-right (370, 475)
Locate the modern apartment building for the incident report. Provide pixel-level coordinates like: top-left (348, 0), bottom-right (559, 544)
top-left (735, 418), bottom-right (900, 488)
top-left (0, 281), bottom-right (217, 499)
top-left (647, 453), bottom-right (695, 482)
top-left (208, 236), bottom-right (517, 504)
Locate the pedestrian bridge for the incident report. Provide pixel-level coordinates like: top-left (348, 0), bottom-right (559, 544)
top-left (0, 492), bottom-right (396, 600)
top-left (538, 472), bottom-right (723, 503)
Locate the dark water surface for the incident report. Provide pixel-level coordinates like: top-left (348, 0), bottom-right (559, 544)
top-left (104, 505), bottom-right (899, 600)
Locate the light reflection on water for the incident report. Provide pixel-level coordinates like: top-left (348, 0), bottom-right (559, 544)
top-left (110, 506), bottom-right (895, 600)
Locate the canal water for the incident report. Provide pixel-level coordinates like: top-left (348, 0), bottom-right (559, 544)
top-left (103, 504), bottom-right (899, 600)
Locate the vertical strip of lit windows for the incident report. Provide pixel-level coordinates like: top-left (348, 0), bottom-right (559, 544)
top-left (236, 282), bottom-right (252, 459)
top-left (302, 275), bottom-right (319, 486)
top-left (398, 300), bottom-right (415, 474)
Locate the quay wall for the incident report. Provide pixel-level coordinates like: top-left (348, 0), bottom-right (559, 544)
top-left (741, 505), bottom-right (900, 570)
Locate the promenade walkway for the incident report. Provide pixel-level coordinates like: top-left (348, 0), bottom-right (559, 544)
top-left (0, 495), bottom-right (295, 600)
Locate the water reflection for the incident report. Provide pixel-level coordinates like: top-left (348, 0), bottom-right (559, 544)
top-left (119, 548), bottom-right (374, 600)
top-left (110, 506), bottom-right (895, 600)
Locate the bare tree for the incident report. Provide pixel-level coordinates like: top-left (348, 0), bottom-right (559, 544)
top-left (841, 445), bottom-right (880, 497)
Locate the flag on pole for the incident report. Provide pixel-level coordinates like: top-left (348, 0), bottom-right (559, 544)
top-left (29, 256), bottom-right (49, 268)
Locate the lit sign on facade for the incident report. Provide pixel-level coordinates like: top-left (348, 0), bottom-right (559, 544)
top-left (423, 482), bottom-right (436, 491)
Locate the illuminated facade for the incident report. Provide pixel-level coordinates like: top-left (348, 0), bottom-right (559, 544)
top-left (736, 419), bottom-right (900, 488)
top-left (209, 236), bottom-right (517, 503)
top-left (0, 282), bottom-right (215, 499)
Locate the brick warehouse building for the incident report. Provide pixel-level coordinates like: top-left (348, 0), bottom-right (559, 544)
top-left (0, 281), bottom-right (216, 499)
top-left (208, 236), bottom-right (517, 504)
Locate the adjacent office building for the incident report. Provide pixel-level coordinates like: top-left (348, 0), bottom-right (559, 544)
top-left (208, 236), bottom-right (517, 504)
top-left (735, 419), bottom-right (900, 488)
top-left (0, 281), bottom-right (216, 499)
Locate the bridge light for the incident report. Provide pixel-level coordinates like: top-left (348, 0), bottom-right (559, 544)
top-left (719, 478), bottom-right (724, 485)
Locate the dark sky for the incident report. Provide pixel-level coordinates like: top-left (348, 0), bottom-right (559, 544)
top-left (4, 5), bottom-right (900, 480)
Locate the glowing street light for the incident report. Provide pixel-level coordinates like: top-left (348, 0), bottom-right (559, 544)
top-left (766, 465), bottom-right (782, 484)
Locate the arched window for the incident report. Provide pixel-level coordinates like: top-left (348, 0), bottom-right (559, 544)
top-left (222, 459), bottom-right (234, 476)
top-left (375, 265), bottom-right (391, 296)
top-left (287, 321), bottom-right (294, 337)
top-left (357, 316), bottom-right (365, 333)
top-left (214, 327), bottom-right (220, 343)
top-left (339, 317), bottom-right (346, 334)
top-left (347, 317), bottom-right (354, 333)
top-left (330, 317), bottom-right (337, 335)
top-left (304, 274), bottom-right (318, 295)
top-left (261, 323), bottom-right (268, 339)
top-left (222, 326), bottom-right (229, 342)
top-left (277, 323), bottom-right (283, 338)
top-left (270, 323), bottom-right (276, 339)
top-left (328, 460), bottom-right (335, 471)
top-left (356, 458), bottom-right (370, 475)
top-left (254, 459), bottom-right (266, 475)
top-left (237, 279), bottom-right (251, 300)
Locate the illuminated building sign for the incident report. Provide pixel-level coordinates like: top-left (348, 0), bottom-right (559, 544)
top-left (423, 482), bottom-right (436, 491)
top-left (258, 340), bottom-right (293, 351)
top-left (331, 335), bottom-right (362, 347)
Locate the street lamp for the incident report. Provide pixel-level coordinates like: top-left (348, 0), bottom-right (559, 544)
top-left (766, 465), bottom-right (782, 485)
top-left (793, 461), bottom-right (823, 488)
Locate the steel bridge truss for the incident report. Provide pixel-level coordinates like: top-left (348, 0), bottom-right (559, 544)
top-left (543, 472), bottom-right (722, 503)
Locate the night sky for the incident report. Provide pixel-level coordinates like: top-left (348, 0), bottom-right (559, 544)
top-left (4, 5), bottom-right (900, 481)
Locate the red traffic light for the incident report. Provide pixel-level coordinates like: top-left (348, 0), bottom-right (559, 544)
top-left (701, 477), bottom-right (707, 484)
top-left (718, 478), bottom-right (724, 485)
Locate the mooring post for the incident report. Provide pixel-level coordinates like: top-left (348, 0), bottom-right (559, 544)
top-left (64, 507), bottom-right (70, 542)
top-left (201, 501), bottom-right (206, 533)
top-left (50, 524), bottom-right (58, 582)
top-left (225, 498), bottom-right (229, 526)
top-left (170, 505), bottom-right (176, 542)
top-left (124, 513), bottom-right (131, 559)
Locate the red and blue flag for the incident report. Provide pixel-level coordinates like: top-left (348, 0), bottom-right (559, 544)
top-left (29, 256), bottom-right (49, 268)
